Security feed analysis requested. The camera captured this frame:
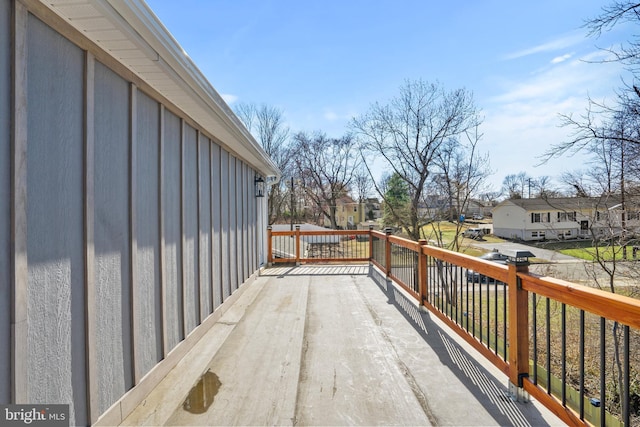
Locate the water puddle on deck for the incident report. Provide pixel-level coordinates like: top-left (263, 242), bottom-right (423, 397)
top-left (182, 370), bottom-right (222, 414)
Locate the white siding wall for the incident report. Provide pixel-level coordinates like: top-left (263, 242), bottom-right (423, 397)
top-left (492, 203), bottom-right (527, 239)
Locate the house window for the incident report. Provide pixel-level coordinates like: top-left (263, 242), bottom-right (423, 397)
top-left (531, 212), bottom-right (550, 223)
top-left (354, 206), bottom-right (357, 212)
top-left (628, 211), bottom-right (639, 221)
top-left (531, 231), bottom-right (538, 238)
top-left (557, 211), bottom-right (576, 222)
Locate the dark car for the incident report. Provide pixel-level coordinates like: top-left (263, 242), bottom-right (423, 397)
top-left (466, 250), bottom-right (508, 283)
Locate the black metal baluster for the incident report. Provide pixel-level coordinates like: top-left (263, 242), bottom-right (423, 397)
top-left (533, 293), bottom-right (538, 385)
top-left (546, 298), bottom-right (551, 394)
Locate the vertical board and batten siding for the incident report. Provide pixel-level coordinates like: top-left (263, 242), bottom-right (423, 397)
top-left (229, 156), bottom-right (238, 292)
top-left (26, 14), bottom-right (87, 424)
top-left (4, 5), bottom-right (268, 425)
top-left (0, 0), bottom-right (10, 405)
top-left (220, 149), bottom-right (231, 301)
top-left (162, 109), bottom-right (184, 349)
top-left (211, 144), bottom-right (223, 309)
top-left (134, 90), bottom-right (163, 380)
top-left (199, 134), bottom-right (212, 320)
top-left (237, 161), bottom-right (245, 286)
top-left (183, 123), bottom-right (200, 334)
top-left (93, 60), bottom-right (133, 414)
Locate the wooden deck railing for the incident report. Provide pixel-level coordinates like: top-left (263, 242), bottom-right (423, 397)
top-left (267, 226), bottom-right (640, 426)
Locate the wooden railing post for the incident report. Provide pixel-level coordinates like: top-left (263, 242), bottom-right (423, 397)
top-left (267, 225), bottom-right (273, 265)
top-left (368, 224), bottom-right (374, 262)
top-left (295, 225), bottom-right (301, 265)
top-left (507, 260), bottom-right (530, 402)
top-left (384, 228), bottom-right (392, 277)
top-left (418, 239), bottom-right (428, 306)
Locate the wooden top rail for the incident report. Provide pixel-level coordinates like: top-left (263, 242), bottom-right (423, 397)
top-left (388, 234), bottom-right (422, 251)
top-left (270, 229), bottom-right (370, 236)
top-left (298, 229), bottom-right (370, 236)
top-left (520, 273), bottom-right (640, 330)
top-left (370, 230), bottom-right (388, 239)
top-left (422, 244), bottom-right (510, 284)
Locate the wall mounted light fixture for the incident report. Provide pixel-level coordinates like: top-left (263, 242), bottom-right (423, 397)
top-left (255, 175), bottom-right (265, 198)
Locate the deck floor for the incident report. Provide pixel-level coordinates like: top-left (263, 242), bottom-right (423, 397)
top-left (122, 265), bottom-right (563, 426)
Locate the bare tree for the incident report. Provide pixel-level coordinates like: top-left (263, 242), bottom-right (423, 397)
top-left (586, 1), bottom-right (640, 72)
top-left (235, 103), bottom-right (290, 224)
top-left (501, 172), bottom-right (530, 199)
top-left (560, 170), bottom-right (593, 197)
top-left (429, 125), bottom-right (491, 251)
top-left (352, 163), bottom-right (374, 203)
top-left (351, 79), bottom-right (480, 241)
top-left (532, 175), bottom-right (562, 198)
top-left (290, 132), bottom-right (361, 229)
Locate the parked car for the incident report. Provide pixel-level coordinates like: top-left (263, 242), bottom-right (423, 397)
top-left (462, 228), bottom-right (484, 239)
top-left (466, 250), bottom-right (508, 283)
top-left (472, 214), bottom-right (484, 220)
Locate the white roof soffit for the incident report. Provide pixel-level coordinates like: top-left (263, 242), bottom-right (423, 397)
top-left (42, 0), bottom-right (280, 179)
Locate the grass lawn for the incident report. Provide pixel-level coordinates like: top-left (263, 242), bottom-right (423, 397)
top-left (560, 245), bottom-right (638, 261)
top-left (420, 221), bottom-right (507, 255)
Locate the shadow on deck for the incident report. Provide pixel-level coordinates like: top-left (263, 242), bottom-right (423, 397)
top-left (122, 265), bottom-right (563, 426)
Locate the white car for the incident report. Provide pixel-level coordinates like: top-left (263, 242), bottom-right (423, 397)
top-left (463, 228), bottom-right (484, 239)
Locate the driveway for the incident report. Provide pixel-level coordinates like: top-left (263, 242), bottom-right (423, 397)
top-left (471, 241), bottom-right (601, 284)
top-left (472, 241), bottom-right (580, 263)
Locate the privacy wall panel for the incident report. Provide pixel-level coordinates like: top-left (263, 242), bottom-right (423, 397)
top-left (0, 0), bottom-right (10, 404)
top-left (199, 136), bottom-right (212, 319)
top-left (183, 124), bottom-right (199, 333)
top-left (229, 155), bottom-right (238, 292)
top-left (93, 61), bottom-right (133, 414)
top-left (26, 15), bottom-right (86, 425)
top-left (162, 109), bottom-right (184, 350)
top-left (236, 160), bottom-right (244, 286)
top-left (134, 90), bottom-right (162, 377)
top-left (220, 149), bottom-right (230, 301)
top-left (211, 144), bottom-right (222, 309)
top-left (244, 164), bottom-right (252, 273)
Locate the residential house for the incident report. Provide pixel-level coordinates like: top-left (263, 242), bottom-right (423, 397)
top-left (324, 196), bottom-right (382, 229)
top-left (492, 196), bottom-right (640, 241)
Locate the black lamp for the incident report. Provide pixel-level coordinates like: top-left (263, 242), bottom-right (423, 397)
top-left (254, 175), bottom-right (265, 198)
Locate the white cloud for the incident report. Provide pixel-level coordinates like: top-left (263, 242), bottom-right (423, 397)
top-left (324, 109), bottom-right (339, 121)
top-left (491, 52), bottom-right (622, 105)
top-left (221, 93), bottom-right (238, 104)
top-left (551, 53), bottom-right (573, 64)
top-left (481, 48), bottom-right (627, 190)
top-left (504, 32), bottom-right (585, 60)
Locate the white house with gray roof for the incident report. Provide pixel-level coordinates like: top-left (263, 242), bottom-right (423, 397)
top-left (492, 196), bottom-right (640, 241)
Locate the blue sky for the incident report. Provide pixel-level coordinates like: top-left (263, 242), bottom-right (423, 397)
top-left (145, 0), bottom-right (633, 192)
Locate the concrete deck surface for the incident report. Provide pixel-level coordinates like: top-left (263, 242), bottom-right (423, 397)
top-left (122, 265), bottom-right (564, 426)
